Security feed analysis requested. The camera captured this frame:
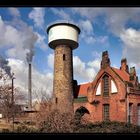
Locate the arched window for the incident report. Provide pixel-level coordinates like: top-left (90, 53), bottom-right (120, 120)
top-left (103, 75), bottom-right (109, 97)
top-left (95, 82), bottom-right (101, 95)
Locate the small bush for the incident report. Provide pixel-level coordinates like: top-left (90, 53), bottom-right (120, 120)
top-left (2, 129), bottom-right (10, 133)
top-left (74, 121), bottom-right (140, 133)
top-left (15, 123), bottom-right (38, 133)
top-left (38, 109), bottom-right (75, 133)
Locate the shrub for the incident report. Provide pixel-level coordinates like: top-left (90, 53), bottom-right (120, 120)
top-left (38, 109), bottom-right (75, 133)
top-left (15, 123), bottom-right (38, 133)
top-left (1, 129), bottom-right (10, 133)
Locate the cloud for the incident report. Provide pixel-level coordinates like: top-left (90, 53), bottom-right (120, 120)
top-left (72, 8), bottom-right (140, 36)
top-left (78, 19), bottom-right (95, 45)
top-left (47, 53), bottom-right (54, 69)
top-left (71, 8), bottom-right (140, 70)
top-left (29, 8), bottom-right (45, 28)
top-left (120, 28), bottom-right (140, 68)
top-left (8, 58), bottom-right (53, 103)
top-left (79, 19), bottom-right (93, 34)
top-left (78, 19), bottom-right (109, 46)
top-left (71, 8), bottom-right (104, 20)
top-left (36, 32), bottom-right (48, 51)
top-left (87, 59), bottom-right (101, 70)
top-left (0, 15), bottom-right (38, 62)
top-left (73, 56), bottom-right (100, 83)
top-left (8, 8), bottom-right (20, 17)
top-left (51, 8), bottom-right (71, 21)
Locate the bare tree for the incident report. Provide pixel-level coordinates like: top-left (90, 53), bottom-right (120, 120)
top-left (32, 89), bottom-right (52, 124)
top-left (0, 69), bottom-right (25, 122)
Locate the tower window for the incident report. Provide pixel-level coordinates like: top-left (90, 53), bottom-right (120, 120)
top-left (63, 54), bottom-right (66, 61)
top-left (103, 75), bottom-right (109, 97)
top-left (103, 104), bottom-right (110, 121)
top-left (55, 97), bottom-right (58, 104)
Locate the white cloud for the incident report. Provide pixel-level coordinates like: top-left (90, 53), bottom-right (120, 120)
top-left (72, 8), bottom-right (104, 20)
top-left (29, 8), bottom-right (45, 28)
top-left (8, 58), bottom-right (53, 103)
top-left (51, 8), bottom-right (71, 21)
top-left (79, 19), bottom-right (93, 34)
top-left (47, 53), bottom-right (54, 69)
top-left (8, 8), bottom-right (20, 17)
top-left (73, 56), bottom-right (100, 83)
top-left (0, 15), bottom-right (38, 61)
top-left (120, 28), bottom-right (140, 49)
top-left (87, 59), bottom-right (100, 70)
top-left (78, 19), bottom-right (109, 46)
top-left (120, 28), bottom-right (140, 68)
top-left (85, 36), bottom-right (96, 45)
top-left (36, 32), bottom-right (48, 51)
top-left (72, 8), bottom-right (140, 36)
top-left (97, 36), bottom-right (108, 44)
top-left (92, 51), bottom-right (102, 58)
top-left (78, 19), bottom-right (95, 45)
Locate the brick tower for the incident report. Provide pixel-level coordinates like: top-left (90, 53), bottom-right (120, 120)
top-left (47, 23), bottom-right (80, 113)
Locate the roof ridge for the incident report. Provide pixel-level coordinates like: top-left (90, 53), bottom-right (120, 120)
top-left (111, 67), bottom-right (130, 82)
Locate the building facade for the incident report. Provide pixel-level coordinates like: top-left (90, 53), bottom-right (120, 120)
top-left (74, 51), bottom-right (140, 126)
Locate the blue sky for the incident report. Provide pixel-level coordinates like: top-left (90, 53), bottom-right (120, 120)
top-left (1, 7), bottom-right (140, 102)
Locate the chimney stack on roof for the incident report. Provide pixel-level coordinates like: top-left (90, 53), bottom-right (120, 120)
top-left (120, 58), bottom-right (129, 73)
top-left (101, 51), bottom-right (110, 69)
top-left (130, 66), bottom-right (136, 81)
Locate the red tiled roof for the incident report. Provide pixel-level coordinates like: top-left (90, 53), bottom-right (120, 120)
top-left (76, 82), bottom-right (92, 97)
top-left (112, 67), bottom-right (130, 82)
top-left (75, 67), bottom-right (130, 97)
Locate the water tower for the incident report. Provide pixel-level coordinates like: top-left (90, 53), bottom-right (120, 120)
top-left (47, 22), bottom-right (80, 113)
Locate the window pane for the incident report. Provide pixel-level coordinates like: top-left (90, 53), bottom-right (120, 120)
top-left (104, 104), bottom-right (109, 121)
top-left (103, 75), bottom-right (109, 96)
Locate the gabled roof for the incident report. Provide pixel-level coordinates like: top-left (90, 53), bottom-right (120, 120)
top-left (75, 67), bottom-right (132, 98)
top-left (111, 67), bottom-right (130, 82)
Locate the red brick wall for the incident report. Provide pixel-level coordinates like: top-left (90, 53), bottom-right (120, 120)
top-left (128, 94), bottom-right (140, 125)
top-left (74, 66), bottom-right (128, 123)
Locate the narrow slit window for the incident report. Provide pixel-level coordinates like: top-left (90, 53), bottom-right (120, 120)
top-left (103, 75), bottom-right (109, 97)
top-left (55, 98), bottom-right (58, 104)
top-left (63, 54), bottom-right (66, 61)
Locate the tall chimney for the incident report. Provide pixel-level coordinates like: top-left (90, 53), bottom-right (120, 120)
top-left (101, 51), bottom-right (110, 69)
top-left (28, 63), bottom-right (32, 110)
top-left (120, 58), bottom-right (129, 73)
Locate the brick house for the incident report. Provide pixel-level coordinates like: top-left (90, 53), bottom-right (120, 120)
top-left (74, 51), bottom-right (140, 126)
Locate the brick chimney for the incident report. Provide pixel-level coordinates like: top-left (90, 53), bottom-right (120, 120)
top-left (130, 66), bottom-right (139, 89)
top-left (101, 51), bottom-right (110, 69)
top-left (120, 58), bottom-right (129, 73)
top-left (130, 67), bottom-right (136, 81)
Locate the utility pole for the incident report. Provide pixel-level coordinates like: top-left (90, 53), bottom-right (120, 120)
top-left (11, 73), bottom-right (15, 131)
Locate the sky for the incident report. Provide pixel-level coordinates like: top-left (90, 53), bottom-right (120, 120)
top-left (1, 7), bottom-right (140, 103)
